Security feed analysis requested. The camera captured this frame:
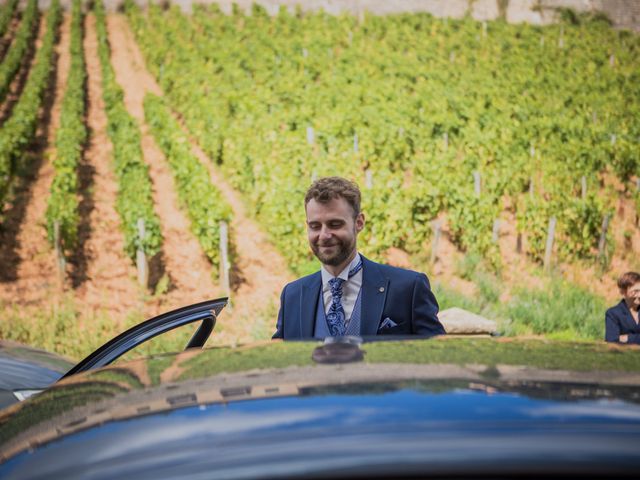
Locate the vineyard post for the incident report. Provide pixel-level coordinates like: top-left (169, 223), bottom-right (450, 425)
top-left (598, 214), bottom-right (611, 261)
top-left (581, 176), bottom-right (587, 199)
top-left (482, 21), bottom-right (487, 38)
top-left (136, 218), bottom-right (148, 288)
top-left (449, 51), bottom-right (455, 63)
top-left (492, 219), bottom-right (501, 243)
top-left (365, 169), bottom-right (373, 189)
top-left (306, 126), bottom-right (314, 145)
top-left (353, 133), bottom-right (358, 153)
top-left (636, 178), bottom-right (640, 227)
top-left (543, 216), bottom-right (557, 272)
top-left (219, 221), bottom-right (232, 311)
top-left (443, 132), bottom-right (448, 150)
top-left (53, 221), bottom-right (65, 283)
top-left (611, 134), bottom-right (617, 145)
top-left (473, 171), bottom-right (481, 197)
top-left (311, 170), bottom-right (317, 182)
top-left (609, 54), bottom-right (615, 68)
top-left (516, 232), bottom-right (523, 253)
top-left (529, 177), bottom-right (534, 198)
top-left (431, 219), bottom-right (442, 264)
top-left (558, 25), bottom-right (564, 49)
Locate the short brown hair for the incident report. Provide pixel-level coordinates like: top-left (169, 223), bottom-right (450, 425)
top-left (305, 177), bottom-right (361, 217)
top-left (617, 272), bottom-right (640, 291)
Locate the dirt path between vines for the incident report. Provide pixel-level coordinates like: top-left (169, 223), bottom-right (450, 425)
top-left (107, 14), bottom-right (219, 316)
top-left (0, 15), bottom-right (60, 306)
top-left (75, 13), bottom-right (142, 321)
top-left (110, 14), bottom-right (294, 341)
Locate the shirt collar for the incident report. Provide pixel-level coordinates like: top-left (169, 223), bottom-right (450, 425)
top-left (321, 252), bottom-right (362, 284)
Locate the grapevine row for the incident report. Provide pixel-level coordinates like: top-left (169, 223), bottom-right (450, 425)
top-left (0, 0), bottom-right (60, 210)
top-left (144, 93), bottom-right (232, 269)
top-left (94, 0), bottom-right (161, 260)
top-left (0, 0), bottom-right (19, 39)
top-left (0, 0), bottom-right (38, 104)
top-left (45, 0), bottom-right (86, 253)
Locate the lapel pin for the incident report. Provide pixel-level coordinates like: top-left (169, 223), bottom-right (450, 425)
top-left (379, 287), bottom-right (385, 293)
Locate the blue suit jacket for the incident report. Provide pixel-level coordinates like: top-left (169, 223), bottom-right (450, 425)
top-left (273, 256), bottom-right (445, 339)
top-left (605, 300), bottom-right (640, 344)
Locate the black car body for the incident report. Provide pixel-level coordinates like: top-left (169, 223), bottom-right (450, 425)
top-left (0, 341), bottom-right (74, 409)
top-left (1, 303), bottom-right (640, 479)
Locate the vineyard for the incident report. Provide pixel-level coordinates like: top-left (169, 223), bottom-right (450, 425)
top-left (0, 1), bottom-right (639, 358)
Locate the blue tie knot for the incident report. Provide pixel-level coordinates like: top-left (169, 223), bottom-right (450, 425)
top-left (328, 277), bottom-right (345, 299)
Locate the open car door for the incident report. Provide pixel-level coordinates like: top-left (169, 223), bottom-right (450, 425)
top-left (62, 298), bottom-right (227, 378)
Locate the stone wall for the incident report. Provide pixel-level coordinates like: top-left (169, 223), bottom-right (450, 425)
top-left (33, 0), bottom-right (640, 32)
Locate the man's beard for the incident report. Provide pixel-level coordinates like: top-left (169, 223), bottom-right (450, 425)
top-left (311, 238), bottom-right (355, 267)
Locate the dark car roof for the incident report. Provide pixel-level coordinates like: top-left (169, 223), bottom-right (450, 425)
top-left (1, 338), bottom-right (640, 478)
top-left (0, 341), bottom-right (74, 391)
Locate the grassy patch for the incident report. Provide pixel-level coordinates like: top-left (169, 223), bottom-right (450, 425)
top-left (433, 282), bottom-right (484, 313)
top-left (0, 296), bottom-right (160, 360)
top-left (433, 257), bottom-right (608, 341)
top-left (501, 278), bottom-right (606, 340)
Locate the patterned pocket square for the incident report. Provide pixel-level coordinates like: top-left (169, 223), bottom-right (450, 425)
top-left (379, 317), bottom-right (398, 330)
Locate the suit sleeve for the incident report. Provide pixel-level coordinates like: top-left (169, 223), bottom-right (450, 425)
top-left (412, 273), bottom-right (445, 336)
top-left (605, 308), bottom-right (621, 342)
top-left (272, 285), bottom-right (286, 339)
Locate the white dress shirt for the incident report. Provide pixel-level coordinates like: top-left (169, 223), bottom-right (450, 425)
top-left (320, 253), bottom-right (363, 326)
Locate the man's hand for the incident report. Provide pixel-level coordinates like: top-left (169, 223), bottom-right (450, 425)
top-left (620, 334), bottom-right (629, 343)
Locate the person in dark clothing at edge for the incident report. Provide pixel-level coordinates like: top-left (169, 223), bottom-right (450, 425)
top-left (605, 271), bottom-right (640, 344)
top-left (273, 176), bottom-right (445, 340)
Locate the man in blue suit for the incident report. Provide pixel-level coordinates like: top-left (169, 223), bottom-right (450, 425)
top-left (273, 176), bottom-right (445, 340)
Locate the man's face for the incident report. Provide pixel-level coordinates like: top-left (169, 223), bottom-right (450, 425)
top-left (623, 282), bottom-right (640, 308)
top-left (306, 196), bottom-right (364, 267)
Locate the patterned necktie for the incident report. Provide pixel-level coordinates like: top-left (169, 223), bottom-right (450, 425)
top-left (326, 258), bottom-right (363, 336)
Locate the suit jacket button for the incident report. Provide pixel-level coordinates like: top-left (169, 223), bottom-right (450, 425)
top-left (379, 287), bottom-right (385, 293)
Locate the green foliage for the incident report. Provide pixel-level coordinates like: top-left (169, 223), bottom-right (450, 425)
top-left (0, 297), bottom-right (144, 361)
top-left (45, 0), bottom-right (86, 253)
top-left (556, 8), bottom-right (612, 27)
top-left (144, 93), bottom-right (232, 268)
top-left (503, 278), bottom-right (606, 340)
top-left (125, 2), bottom-right (639, 272)
top-left (0, 0), bottom-right (19, 38)
top-left (432, 281), bottom-right (484, 313)
top-left (0, 0), bottom-right (38, 104)
top-left (94, 0), bottom-right (162, 259)
top-left (558, 194), bottom-right (611, 259)
top-left (516, 195), bottom-right (555, 263)
top-left (0, 0), bottom-right (59, 210)
top-left (447, 189), bottom-right (501, 266)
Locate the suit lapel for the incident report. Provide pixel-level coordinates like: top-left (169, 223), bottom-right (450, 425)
top-left (300, 272), bottom-right (321, 338)
top-left (360, 257), bottom-right (389, 336)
